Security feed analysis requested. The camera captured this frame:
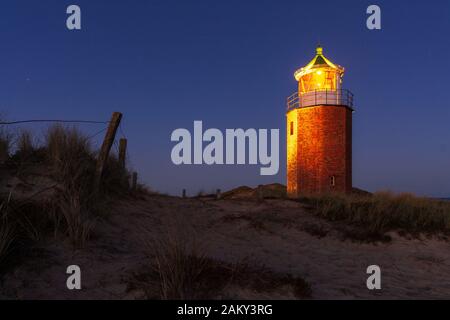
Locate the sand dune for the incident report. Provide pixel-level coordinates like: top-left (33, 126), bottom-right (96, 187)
top-left (1, 190), bottom-right (449, 299)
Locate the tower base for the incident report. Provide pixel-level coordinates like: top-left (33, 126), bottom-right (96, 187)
top-left (287, 105), bottom-right (352, 197)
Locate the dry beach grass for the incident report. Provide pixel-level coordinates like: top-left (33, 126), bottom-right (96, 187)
top-left (0, 124), bottom-right (130, 264)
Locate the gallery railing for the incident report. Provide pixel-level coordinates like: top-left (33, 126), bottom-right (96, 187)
top-left (286, 89), bottom-right (354, 112)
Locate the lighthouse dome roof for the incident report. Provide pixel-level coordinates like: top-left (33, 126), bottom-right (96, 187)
top-left (294, 46), bottom-right (344, 81)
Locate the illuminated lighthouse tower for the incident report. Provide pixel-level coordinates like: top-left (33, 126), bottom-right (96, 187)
top-left (286, 46), bottom-right (354, 197)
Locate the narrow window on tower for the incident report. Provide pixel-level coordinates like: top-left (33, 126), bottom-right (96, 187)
top-left (290, 121), bottom-right (294, 136)
top-left (330, 175), bottom-right (336, 187)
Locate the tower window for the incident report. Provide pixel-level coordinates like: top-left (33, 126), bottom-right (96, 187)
top-left (290, 121), bottom-right (294, 136)
top-left (330, 176), bottom-right (336, 187)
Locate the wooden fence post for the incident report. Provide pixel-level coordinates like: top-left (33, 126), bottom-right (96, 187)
top-left (216, 189), bottom-right (221, 200)
top-left (94, 112), bottom-right (122, 192)
top-left (118, 138), bottom-right (127, 169)
top-left (182, 189), bottom-right (186, 198)
top-left (131, 172), bottom-right (138, 192)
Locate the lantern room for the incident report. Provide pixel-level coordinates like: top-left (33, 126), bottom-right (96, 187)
top-left (294, 46), bottom-right (344, 94)
top-left (287, 46), bottom-right (353, 111)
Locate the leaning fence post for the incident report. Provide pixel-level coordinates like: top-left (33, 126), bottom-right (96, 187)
top-left (118, 138), bottom-right (127, 169)
top-left (94, 112), bottom-right (123, 192)
top-left (131, 172), bottom-right (138, 192)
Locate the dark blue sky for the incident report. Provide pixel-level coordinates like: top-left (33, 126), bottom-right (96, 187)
top-left (1, 0), bottom-right (449, 197)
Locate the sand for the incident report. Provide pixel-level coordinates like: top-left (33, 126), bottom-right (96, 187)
top-left (1, 193), bottom-right (449, 299)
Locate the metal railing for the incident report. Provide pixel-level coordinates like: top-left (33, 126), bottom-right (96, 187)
top-left (286, 89), bottom-right (354, 111)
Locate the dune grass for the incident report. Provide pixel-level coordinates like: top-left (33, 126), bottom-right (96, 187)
top-left (150, 232), bottom-right (209, 299)
top-left (146, 246), bottom-right (312, 300)
top-left (44, 125), bottom-right (101, 247)
top-left (300, 192), bottom-right (450, 237)
top-left (16, 129), bottom-right (34, 159)
top-left (140, 220), bottom-right (311, 300)
top-left (0, 195), bottom-right (15, 265)
top-left (0, 123), bottom-right (132, 259)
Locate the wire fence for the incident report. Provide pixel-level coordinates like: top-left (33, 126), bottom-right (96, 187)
top-left (0, 117), bottom-right (116, 151)
top-left (0, 113), bottom-right (140, 192)
top-left (0, 114), bottom-right (138, 181)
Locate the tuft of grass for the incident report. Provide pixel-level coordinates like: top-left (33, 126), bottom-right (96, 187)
top-left (55, 191), bottom-right (94, 248)
top-left (1, 123), bottom-right (132, 253)
top-left (0, 196), bottom-right (63, 275)
top-left (44, 125), bottom-right (97, 247)
top-left (10, 130), bottom-right (46, 171)
top-left (46, 124), bottom-right (92, 167)
top-left (0, 128), bottom-right (12, 163)
top-left (139, 221), bottom-right (311, 300)
top-left (147, 225), bottom-right (208, 299)
top-left (17, 129), bottom-right (34, 158)
top-left (300, 191), bottom-right (450, 237)
top-left (43, 124), bottom-right (127, 247)
top-left (0, 195), bottom-right (15, 266)
top-left (12, 199), bottom-right (54, 242)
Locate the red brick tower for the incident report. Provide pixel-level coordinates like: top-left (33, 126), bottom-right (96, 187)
top-left (286, 46), bottom-right (354, 197)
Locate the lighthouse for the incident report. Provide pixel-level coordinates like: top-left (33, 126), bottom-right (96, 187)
top-left (286, 46), bottom-right (354, 197)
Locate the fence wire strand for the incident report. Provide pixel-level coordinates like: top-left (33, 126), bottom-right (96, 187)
top-left (1, 117), bottom-right (113, 150)
top-left (86, 127), bottom-right (108, 141)
top-left (0, 119), bottom-right (109, 125)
